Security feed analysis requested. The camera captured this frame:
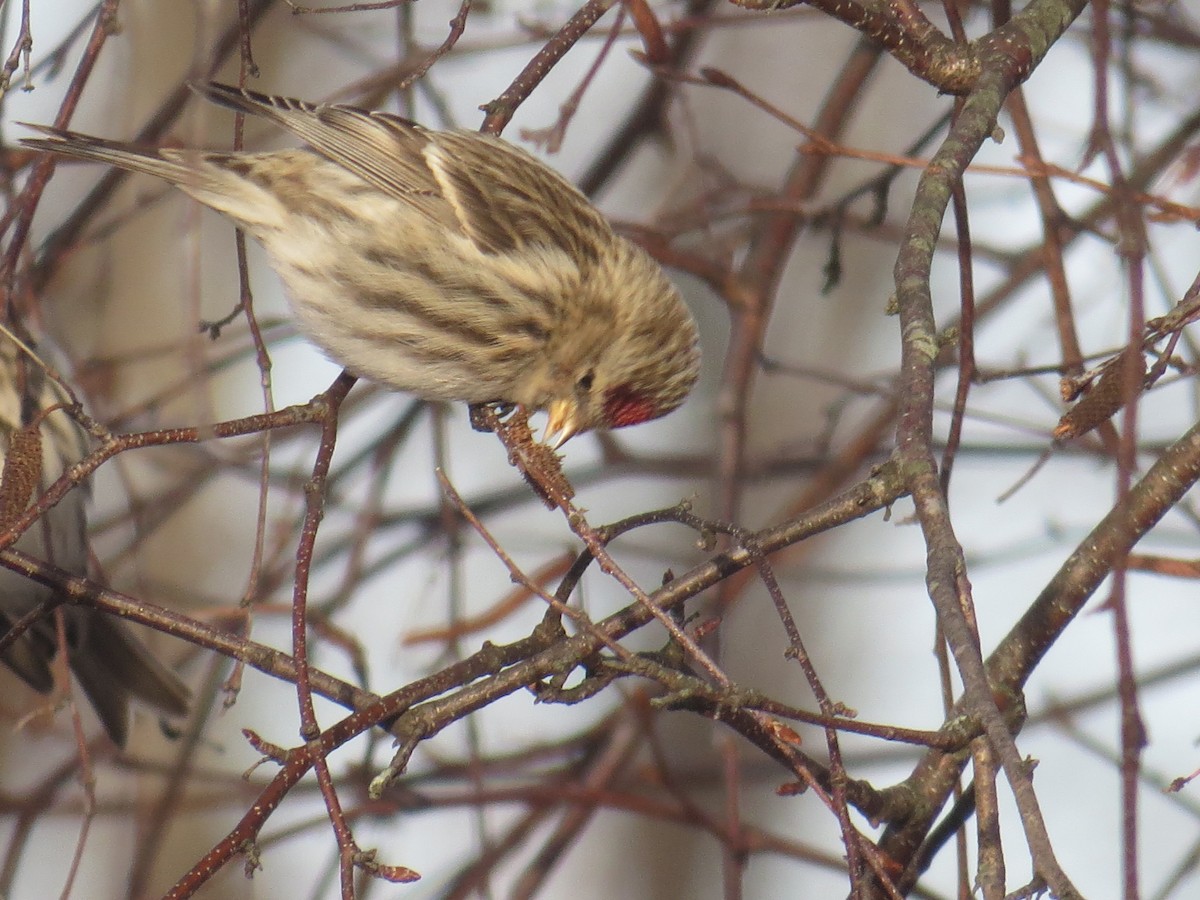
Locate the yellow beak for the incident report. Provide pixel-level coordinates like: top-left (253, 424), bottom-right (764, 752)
top-left (543, 399), bottom-right (580, 449)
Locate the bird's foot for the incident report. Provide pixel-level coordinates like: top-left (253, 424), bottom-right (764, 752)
top-left (468, 401), bottom-right (515, 433)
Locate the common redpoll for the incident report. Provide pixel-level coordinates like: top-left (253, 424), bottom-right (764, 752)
top-left (0, 338), bottom-right (189, 746)
top-left (24, 83), bottom-right (701, 446)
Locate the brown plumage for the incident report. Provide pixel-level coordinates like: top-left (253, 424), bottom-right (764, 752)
top-left (24, 83), bottom-right (701, 446)
top-left (0, 340), bottom-right (188, 746)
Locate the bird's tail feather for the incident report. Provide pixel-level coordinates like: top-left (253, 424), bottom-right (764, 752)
top-left (20, 124), bottom-right (198, 186)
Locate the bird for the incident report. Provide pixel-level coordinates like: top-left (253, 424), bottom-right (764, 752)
top-left (22, 82), bottom-right (701, 447)
top-left (0, 337), bottom-right (189, 746)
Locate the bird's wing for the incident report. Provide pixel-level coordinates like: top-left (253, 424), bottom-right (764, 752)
top-left (194, 82), bottom-right (613, 257)
top-left (194, 82), bottom-right (458, 232)
top-left (419, 129), bottom-right (614, 259)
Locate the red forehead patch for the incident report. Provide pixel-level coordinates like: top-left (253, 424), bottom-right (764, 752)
top-left (604, 386), bottom-right (657, 428)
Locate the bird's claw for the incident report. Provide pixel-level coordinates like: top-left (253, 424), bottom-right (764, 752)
top-left (468, 401), bottom-right (515, 433)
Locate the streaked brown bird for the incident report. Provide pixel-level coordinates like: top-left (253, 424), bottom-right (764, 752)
top-left (24, 83), bottom-right (701, 447)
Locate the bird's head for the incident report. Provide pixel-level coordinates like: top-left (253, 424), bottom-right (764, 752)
top-left (517, 244), bottom-right (700, 448)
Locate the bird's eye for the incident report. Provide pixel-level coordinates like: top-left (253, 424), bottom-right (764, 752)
top-left (577, 370), bottom-right (595, 392)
